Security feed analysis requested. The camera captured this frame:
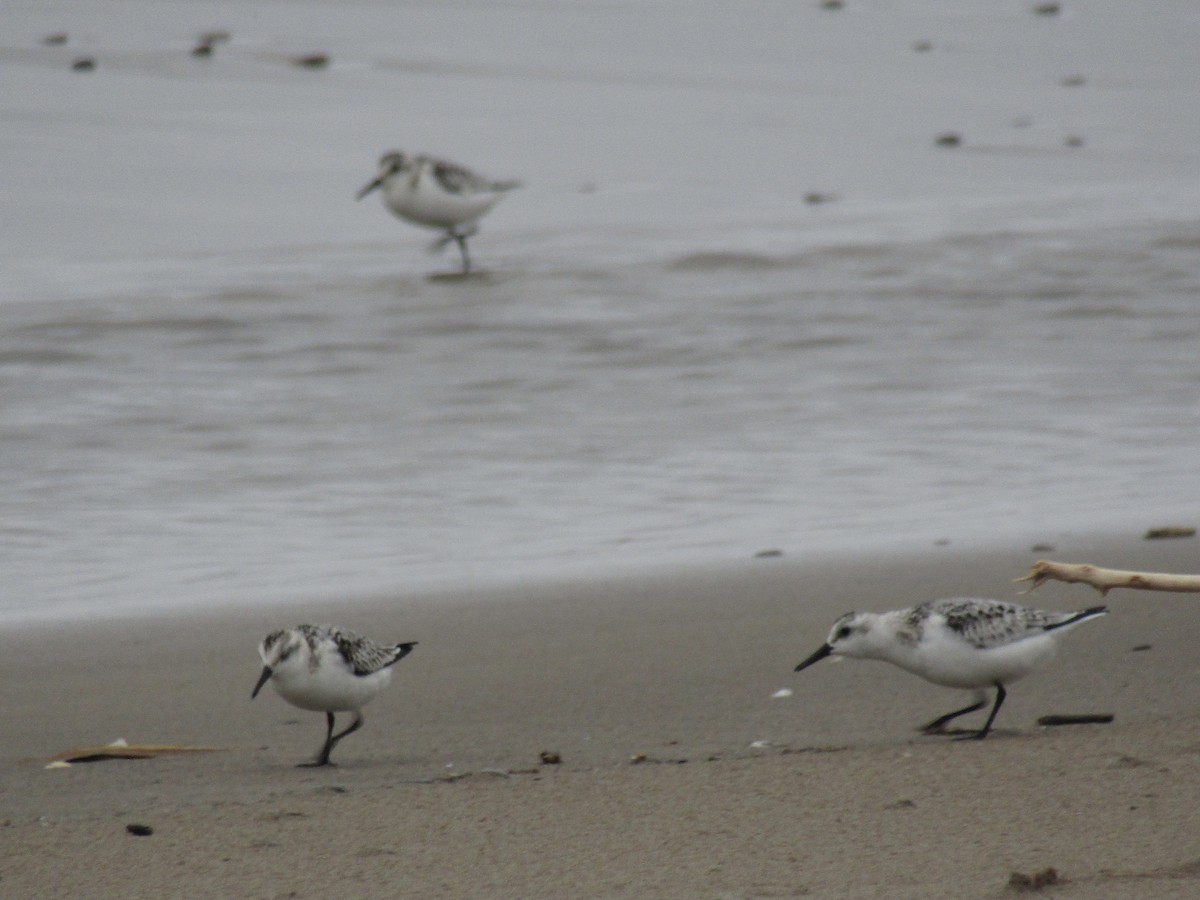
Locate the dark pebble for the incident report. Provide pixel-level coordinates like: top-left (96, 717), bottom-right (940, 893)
top-left (71, 57), bottom-right (96, 72)
top-left (1008, 866), bottom-right (1058, 891)
top-left (125, 823), bottom-right (154, 836)
top-left (1144, 526), bottom-right (1195, 540)
top-left (934, 132), bottom-right (962, 148)
top-left (294, 53), bottom-right (329, 69)
top-left (1036, 713), bottom-right (1114, 727)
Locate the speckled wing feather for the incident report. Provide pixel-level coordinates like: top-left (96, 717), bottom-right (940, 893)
top-left (293, 624), bottom-right (416, 676)
top-left (430, 160), bottom-right (490, 194)
top-left (333, 629), bottom-right (416, 676)
top-left (430, 159), bottom-right (520, 194)
top-left (913, 598), bottom-right (1079, 650)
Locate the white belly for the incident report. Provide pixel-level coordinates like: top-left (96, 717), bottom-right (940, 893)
top-left (273, 666), bottom-right (391, 712)
top-left (908, 633), bottom-right (1058, 689)
top-left (382, 178), bottom-right (503, 230)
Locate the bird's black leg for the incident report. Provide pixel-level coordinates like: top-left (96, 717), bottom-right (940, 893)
top-left (920, 697), bottom-right (987, 735)
top-left (454, 233), bottom-right (471, 274)
top-left (960, 684), bottom-right (1006, 741)
top-left (298, 711), bottom-right (338, 767)
top-left (326, 711), bottom-right (365, 757)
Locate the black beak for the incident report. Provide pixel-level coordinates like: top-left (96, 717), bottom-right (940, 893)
top-left (251, 665), bottom-right (273, 699)
top-left (794, 643), bottom-right (833, 673)
top-left (355, 177), bottom-right (382, 201)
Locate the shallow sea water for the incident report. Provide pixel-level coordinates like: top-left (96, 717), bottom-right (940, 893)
top-left (4, 221), bottom-right (1199, 622)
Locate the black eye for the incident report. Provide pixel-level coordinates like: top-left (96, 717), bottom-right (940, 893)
top-left (835, 626), bottom-right (852, 640)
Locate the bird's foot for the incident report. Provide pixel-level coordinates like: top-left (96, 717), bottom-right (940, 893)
top-left (922, 725), bottom-right (980, 738)
top-left (952, 731), bottom-right (991, 742)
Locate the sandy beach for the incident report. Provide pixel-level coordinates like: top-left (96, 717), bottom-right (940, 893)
top-left (4, 531), bottom-right (1200, 898)
top-left (5, 3), bottom-right (1200, 896)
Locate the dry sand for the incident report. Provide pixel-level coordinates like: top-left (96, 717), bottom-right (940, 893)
top-left (3, 532), bottom-right (1200, 898)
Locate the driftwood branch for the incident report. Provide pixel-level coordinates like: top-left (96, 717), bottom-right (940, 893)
top-left (1017, 560), bottom-right (1200, 597)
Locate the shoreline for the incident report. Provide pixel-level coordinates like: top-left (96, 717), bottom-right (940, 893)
top-left (4, 523), bottom-right (1191, 631)
top-left (3, 529), bottom-right (1199, 896)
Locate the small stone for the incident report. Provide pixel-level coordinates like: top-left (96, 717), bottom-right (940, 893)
top-left (912, 40), bottom-right (933, 53)
top-left (1111, 755), bottom-right (1148, 769)
top-left (538, 750), bottom-right (562, 765)
top-left (1036, 713), bottom-right (1113, 727)
top-left (125, 823), bottom-right (154, 836)
top-left (1008, 866), bottom-right (1059, 891)
top-left (1144, 526), bottom-right (1195, 540)
top-left (934, 132), bottom-right (962, 148)
top-left (42, 32), bottom-right (69, 46)
top-left (754, 548), bottom-right (784, 558)
top-left (1032, 3), bottom-right (1061, 16)
top-left (293, 53), bottom-right (329, 69)
top-left (71, 57), bottom-right (96, 72)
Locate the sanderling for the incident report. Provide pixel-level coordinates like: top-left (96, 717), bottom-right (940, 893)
top-left (252, 624), bottom-right (417, 766)
top-left (793, 598), bottom-right (1107, 740)
top-left (356, 151), bottom-right (521, 274)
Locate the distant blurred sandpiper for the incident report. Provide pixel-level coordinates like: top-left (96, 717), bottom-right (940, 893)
top-left (356, 151), bottom-right (520, 274)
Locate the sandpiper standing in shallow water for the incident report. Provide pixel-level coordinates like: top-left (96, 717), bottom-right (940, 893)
top-left (793, 598), bottom-right (1107, 739)
top-left (252, 624), bottom-right (417, 766)
top-left (356, 151), bottom-right (521, 274)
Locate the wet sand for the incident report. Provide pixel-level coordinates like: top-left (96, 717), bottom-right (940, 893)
top-left (3, 531), bottom-right (1200, 898)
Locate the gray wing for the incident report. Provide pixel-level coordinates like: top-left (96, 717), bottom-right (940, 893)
top-left (333, 630), bottom-right (417, 676)
top-left (430, 159), bottom-right (520, 194)
top-left (921, 598), bottom-right (1061, 649)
